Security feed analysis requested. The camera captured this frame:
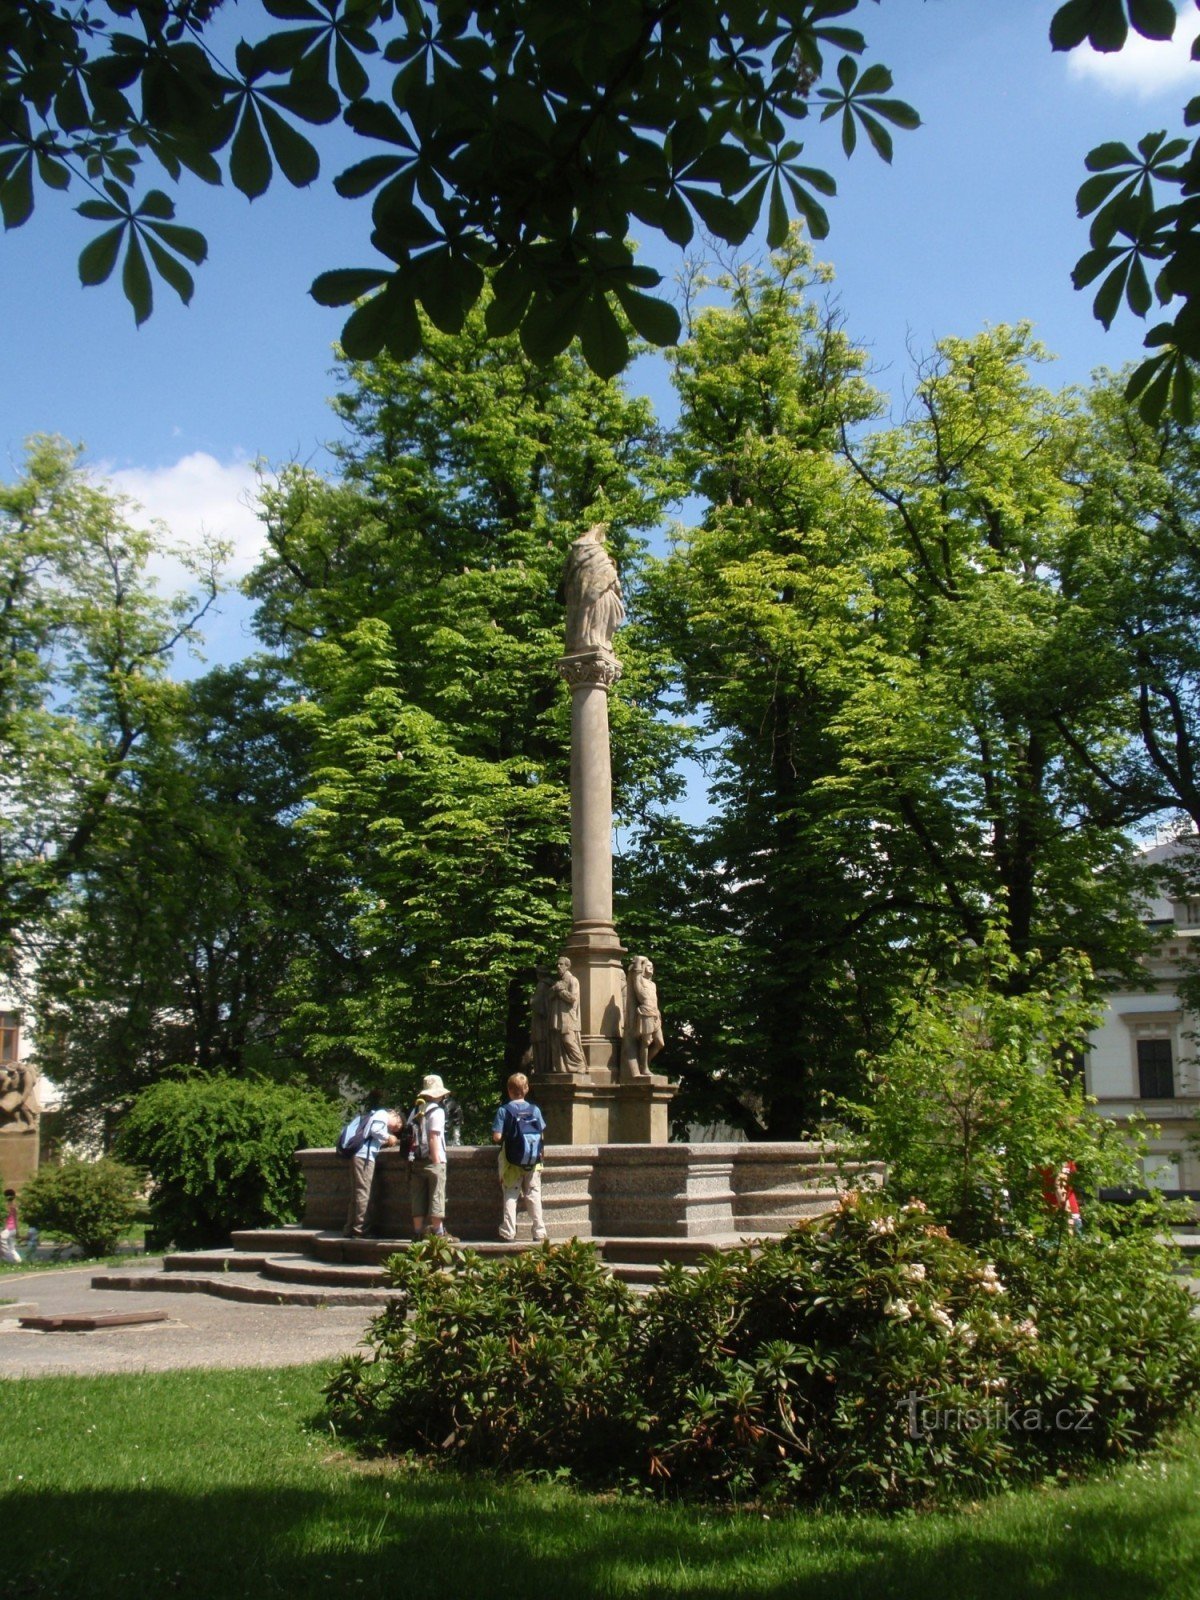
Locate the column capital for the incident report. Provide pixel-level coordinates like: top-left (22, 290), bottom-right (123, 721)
top-left (556, 647), bottom-right (622, 689)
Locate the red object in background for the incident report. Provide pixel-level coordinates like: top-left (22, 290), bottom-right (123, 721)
top-left (1040, 1160), bottom-right (1081, 1216)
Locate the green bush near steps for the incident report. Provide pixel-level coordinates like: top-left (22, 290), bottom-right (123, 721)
top-left (18, 1158), bottom-right (142, 1258)
top-left (325, 1195), bottom-right (1200, 1511)
top-left (117, 1076), bottom-right (341, 1248)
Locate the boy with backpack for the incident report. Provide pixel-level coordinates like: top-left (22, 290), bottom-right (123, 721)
top-left (490, 1072), bottom-right (548, 1243)
top-left (404, 1074), bottom-right (457, 1242)
top-left (338, 1092), bottom-right (401, 1239)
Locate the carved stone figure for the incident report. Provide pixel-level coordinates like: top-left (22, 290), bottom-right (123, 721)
top-left (563, 523), bottom-right (625, 653)
top-left (624, 956), bottom-right (664, 1078)
top-left (549, 956), bottom-right (587, 1074)
top-left (0, 1061), bottom-right (37, 1130)
top-left (530, 964), bottom-right (556, 1076)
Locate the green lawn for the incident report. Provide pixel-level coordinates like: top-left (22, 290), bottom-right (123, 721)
top-left (1, 1365), bottom-right (1198, 1600)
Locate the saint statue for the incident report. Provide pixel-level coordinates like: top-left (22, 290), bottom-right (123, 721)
top-left (562, 522), bottom-right (625, 653)
top-left (549, 956), bottom-right (587, 1074)
top-left (530, 964), bottom-right (556, 1076)
top-left (623, 956), bottom-right (664, 1078)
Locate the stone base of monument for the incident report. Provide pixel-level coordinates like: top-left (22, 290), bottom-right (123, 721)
top-left (0, 1127), bottom-right (39, 1189)
top-left (530, 1074), bottom-right (675, 1144)
top-left (89, 1144), bottom-right (880, 1304)
top-left (298, 1143), bottom-right (865, 1241)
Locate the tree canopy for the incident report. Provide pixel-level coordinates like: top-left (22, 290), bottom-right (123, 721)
top-left (7, 1), bottom-right (1200, 415)
top-left (0, 435), bottom-right (220, 970)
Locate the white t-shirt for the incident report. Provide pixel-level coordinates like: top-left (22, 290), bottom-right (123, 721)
top-left (420, 1100), bottom-right (446, 1161)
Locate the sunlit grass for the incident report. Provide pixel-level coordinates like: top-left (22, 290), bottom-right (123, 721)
top-left (0, 1365), bottom-right (1197, 1599)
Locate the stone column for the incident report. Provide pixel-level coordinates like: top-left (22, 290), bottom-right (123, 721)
top-left (556, 647), bottom-right (627, 1081)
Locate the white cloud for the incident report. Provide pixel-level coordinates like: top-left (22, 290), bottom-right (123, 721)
top-left (97, 452), bottom-right (274, 585)
top-left (1067, 19), bottom-right (1200, 98)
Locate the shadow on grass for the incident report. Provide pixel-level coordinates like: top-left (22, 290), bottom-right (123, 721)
top-left (1, 1473), bottom-right (1195, 1600)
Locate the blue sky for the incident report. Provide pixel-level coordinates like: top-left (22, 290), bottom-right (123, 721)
top-left (1, 0), bottom-right (1197, 669)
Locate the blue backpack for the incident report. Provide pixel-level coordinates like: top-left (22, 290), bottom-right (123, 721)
top-left (502, 1103), bottom-right (544, 1170)
top-left (335, 1110), bottom-right (376, 1160)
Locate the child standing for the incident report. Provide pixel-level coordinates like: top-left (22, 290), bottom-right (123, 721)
top-left (490, 1073), bottom-right (548, 1243)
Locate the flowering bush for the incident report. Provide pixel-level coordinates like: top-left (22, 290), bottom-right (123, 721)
top-left (324, 1194), bottom-right (1200, 1509)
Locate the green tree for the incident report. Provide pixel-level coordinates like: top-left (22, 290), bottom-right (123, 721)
top-left (650, 251), bottom-right (1151, 1134)
top-left (18, 1156), bottom-right (142, 1257)
top-left (8, 1), bottom-right (1198, 416)
top-left (645, 236), bottom-right (902, 1135)
top-left (245, 304), bottom-right (683, 1106)
top-left (0, 435), bottom-right (220, 971)
top-left (33, 661), bottom-right (336, 1124)
top-left (1061, 367), bottom-right (1200, 832)
top-left (118, 1076), bottom-right (339, 1246)
top-left (1052, 0), bottom-right (1200, 423)
top-left (839, 324), bottom-right (1151, 987)
top-left (854, 935), bottom-right (1139, 1241)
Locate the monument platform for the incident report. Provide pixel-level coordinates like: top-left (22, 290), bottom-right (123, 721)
top-left (299, 1140), bottom-right (862, 1241)
top-left (89, 1143), bottom-right (879, 1303)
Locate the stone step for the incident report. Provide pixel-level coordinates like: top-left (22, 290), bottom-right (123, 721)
top-left (165, 1249), bottom-right (271, 1274)
top-left (230, 1227), bottom-right (320, 1253)
top-left (261, 1254), bottom-right (390, 1289)
top-left (90, 1269), bottom-right (399, 1307)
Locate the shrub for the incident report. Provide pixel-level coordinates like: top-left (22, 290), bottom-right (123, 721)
top-left (326, 1195), bottom-right (1200, 1509)
top-left (19, 1158), bottom-right (142, 1257)
top-left (851, 940), bottom-right (1143, 1241)
top-left (326, 1234), bottom-right (635, 1471)
top-left (117, 1076), bottom-right (340, 1248)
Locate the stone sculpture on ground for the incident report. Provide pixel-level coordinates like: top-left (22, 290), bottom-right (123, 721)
top-left (0, 1042), bottom-right (40, 1188)
top-left (0, 1061), bottom-right (37, 1129)
top-left (530, 965), bottom-right (556, 1075)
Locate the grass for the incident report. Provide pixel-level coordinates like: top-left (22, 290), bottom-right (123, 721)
top-left (0, 1250), bottom-right (156, 1277)
top-left (1, 1367), bottom-right (1199, 1600)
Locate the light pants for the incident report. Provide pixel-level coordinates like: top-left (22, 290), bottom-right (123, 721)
top-left (0, 1229), bottom-right (21, 1264)
top-left (344, 1156), bottom-right (378, 1237)
top-left (498, 1157), bottom-right (546, 1242)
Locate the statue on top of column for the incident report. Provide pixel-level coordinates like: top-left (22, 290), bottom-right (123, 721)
top-left (563, 522), bottom-right (625, 653)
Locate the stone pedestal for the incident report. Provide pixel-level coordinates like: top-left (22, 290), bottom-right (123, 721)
top-left (297, 1142), bottom-right (875, 1242)
top-left (0, 1128), bottom-right (39, 1190)
top-left (532, 1072), bottom-right (675, 1146)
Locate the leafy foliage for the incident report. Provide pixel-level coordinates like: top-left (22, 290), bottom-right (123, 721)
top-left (32, 661), bottom-right (335, 1123)
top-left (0, 1), bottom-right (918, 372)
top-left (1052, 0), bottom-right (1200, 422)
top-left (18, 1157), bottom-right (142, 1257)
top-left (117, 1076), bottom-right (340, 1247)
top-left (0, 435), bottom-right (221, 971)
top-left (327, 1196), bottom-right (1200, 1508)
top-left (646, 252), bottom-right (1151, 1133)
top-left (852, 937), bottom-right (1143, 1241)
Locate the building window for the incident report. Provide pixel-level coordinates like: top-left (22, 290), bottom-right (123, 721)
top-left (0, 1012), bottom-right (18, 1063)
top-left (1187, 901), bottom-right (1200, 926)
top-left (1137, 1037), bottom-right (1175, 1099)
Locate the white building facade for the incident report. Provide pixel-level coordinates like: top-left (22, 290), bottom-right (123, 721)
top-left (1085, 842), bottom-right (1200, 1195)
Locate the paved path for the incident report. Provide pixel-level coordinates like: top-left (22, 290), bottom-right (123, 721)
top-left (0, 1264), bottom-right (378, 1378)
